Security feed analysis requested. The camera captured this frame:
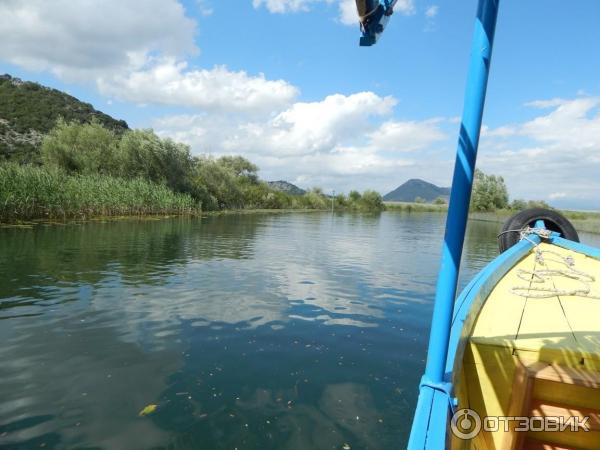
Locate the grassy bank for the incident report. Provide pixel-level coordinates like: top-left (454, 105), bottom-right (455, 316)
top-left (384, 201), bottom-right (448, 213)
top-left (387, 202), bottom-right (600, 235)
top-left (470, 209), bottom-right (600, 235)
top-left (0, 163), bottom-right (385, 222)
top-left (0, 163), bottom-right (199, 221)
top-left (0, 121), bottom-right (386, 222)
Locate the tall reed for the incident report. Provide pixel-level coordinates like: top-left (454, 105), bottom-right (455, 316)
top-left (0, 163), bottom-right (199, 221)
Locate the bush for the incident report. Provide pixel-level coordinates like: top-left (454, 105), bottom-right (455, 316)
top-left (433, 197), bottom-right (447, 205)
top-left (41, 119), bottom-right (119, 175)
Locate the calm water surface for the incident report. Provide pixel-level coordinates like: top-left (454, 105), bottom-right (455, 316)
top-left (2, 212), bottom-right (599, 450)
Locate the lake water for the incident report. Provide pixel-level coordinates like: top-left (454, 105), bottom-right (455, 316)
top-left (2, 212), bottom-right (599, 450)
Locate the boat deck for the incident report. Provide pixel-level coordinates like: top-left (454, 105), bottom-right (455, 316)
top-left (471, 242), bottom-right (600, 370)
top-left (457, 242), bottom-right (600, 450)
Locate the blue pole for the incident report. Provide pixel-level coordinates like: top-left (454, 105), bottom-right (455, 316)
top-left (425, 0), bottom-right (499, 387)
top-left (407, 0), bottom-right (500, 447)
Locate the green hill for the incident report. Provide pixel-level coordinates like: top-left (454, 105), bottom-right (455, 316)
top-left (267, 180), bottom-right (306, 196)
top-left (0, 74), bottom-right (128, 162)
top-left (383, 179), bottom-right (450, 202)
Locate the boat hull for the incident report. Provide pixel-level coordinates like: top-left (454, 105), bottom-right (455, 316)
top-left (412, 235), bottom-right (600, 449)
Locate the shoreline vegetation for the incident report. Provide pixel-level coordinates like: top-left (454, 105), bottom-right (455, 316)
top-left (2, 120), bottom-right (599, 234)
top-left (0, 120), bottom-right (385, 222)
top-left (386, 201), bottom-right (600, 235)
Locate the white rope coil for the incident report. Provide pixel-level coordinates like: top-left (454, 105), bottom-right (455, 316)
top-left (511, 247), bottom-right (600, 299)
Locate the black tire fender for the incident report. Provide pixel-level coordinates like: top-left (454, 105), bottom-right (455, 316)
top-left (498, 208), bottom-right (579, 253)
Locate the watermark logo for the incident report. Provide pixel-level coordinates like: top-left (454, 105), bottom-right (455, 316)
top-left (450, 408), bottom-right (590, 440)
top-left (451, 409), bottom-right (482, 440)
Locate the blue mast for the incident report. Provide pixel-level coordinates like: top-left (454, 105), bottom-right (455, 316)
top-left (407, 0), bottom-right (500, 447)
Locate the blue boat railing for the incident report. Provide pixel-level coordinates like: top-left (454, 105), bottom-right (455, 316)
top-left (406, 1), bottom-right (500, 448)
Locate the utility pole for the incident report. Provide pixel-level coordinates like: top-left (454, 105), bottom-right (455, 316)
top-left (331, 190), bottom-right (335, 212)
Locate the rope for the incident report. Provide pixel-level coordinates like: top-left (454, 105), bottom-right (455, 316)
top-left (497, 226), bottom-right (553, 246)
top-left (511, 248), bottom-right (600, 299)
top-left (498, 226), bottom-right (552, 247)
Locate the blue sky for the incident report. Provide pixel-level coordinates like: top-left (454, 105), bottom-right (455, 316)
top-left (1, 0), bottom-right (600, 208)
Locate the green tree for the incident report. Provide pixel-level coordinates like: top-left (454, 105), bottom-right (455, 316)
top-left (349, 190), bottom-right (361, 202)
top-left (526, 200), bottom-right (550, 209)
top-left (217, 156), bottom-right (259, 183)
top-left (470, 169), bottom-right (509, 212)
top-left (192, 157), bottom-right (244, 210)
top-left (414, 196), bottom-right (426, 204)
top-left (303, 187), bottom-right (329, 209)
top-left (510, 199), bottom-right (527, 210)
top-left (433, 197), bottom-right (447, 205)
top-left (116, 129), bottom-right (195, 194)
top-left (335, 193), bottom-right (348, 208)
top-left (359, 190), bottom-right (384, 211)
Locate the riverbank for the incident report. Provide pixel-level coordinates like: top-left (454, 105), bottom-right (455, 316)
top-left (470, 209), bottom-right (600, 235)
top-left (384, 201), bottom-right (447, 213)
top-left (386, 201), bottom-right (600, 235)
top-left (0, 121), bottom-right (388, 222)
top-left (0, 162), bottom-right (383, 223)
top-left (5, 193), bottom-right (600, 236)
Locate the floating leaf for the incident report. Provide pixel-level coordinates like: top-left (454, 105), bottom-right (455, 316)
top-left (138, 404), bottom-right (158, 416)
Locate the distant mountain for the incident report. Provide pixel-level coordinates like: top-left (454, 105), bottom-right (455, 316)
top-left (0, 74), bottom-right (128, 162)
top-left (383, 179), bottom-right (450, 202)
top-left (267, 180), bottom-right (306, 196)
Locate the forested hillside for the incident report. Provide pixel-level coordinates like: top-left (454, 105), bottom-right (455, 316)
top-left (0, 74), bottom-right (128, 162)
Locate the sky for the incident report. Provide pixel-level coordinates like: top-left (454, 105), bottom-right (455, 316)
top-left (1, 0), bottom-right (600, 209)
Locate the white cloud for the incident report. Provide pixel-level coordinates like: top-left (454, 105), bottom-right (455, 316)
top-left (481, 124), bottom-right (517, 138)
top-left (369, 119), bottom-right (446, 152)
top-left (156, 92), bottom-right (397, 155)
top-left (98, 59), bottom-right (299, 114)
top-left (479, 96), bottom-right (600, 207)
top-left (524, 98), bottom-right (568, 109)
top-left (338, 0), bottom-right (359, 25)
top-left (0, 0), bottom-right (300, 116)
top-left (253, 0), bottom-right (334, 13)
top-left (423, 4), bottom-right (439, 31)
top-left (425, 5), bottom-right (439, 18)
top-left (154, 91), bottom-right (449, 191)
top-left (519, 97), bottom-right (600, 148)
top-left (0, 0), bottom-right (197, 80)
top-left (392, 0), bottom-right (417, 15)
top-left (549, 192), bottom-right (567, 200)
top-left (196, 0), bottom-right (214, 16)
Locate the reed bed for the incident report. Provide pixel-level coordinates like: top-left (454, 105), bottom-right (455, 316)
top-left (0, 163), bottom-right (199, 221)
top-left (384, 201), bottom-right (448, 213)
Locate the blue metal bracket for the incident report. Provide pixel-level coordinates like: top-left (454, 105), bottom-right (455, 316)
top-left (418, 376), bottom-right (458, 413)
top-left (359, 0), bottom-right (397, 46)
